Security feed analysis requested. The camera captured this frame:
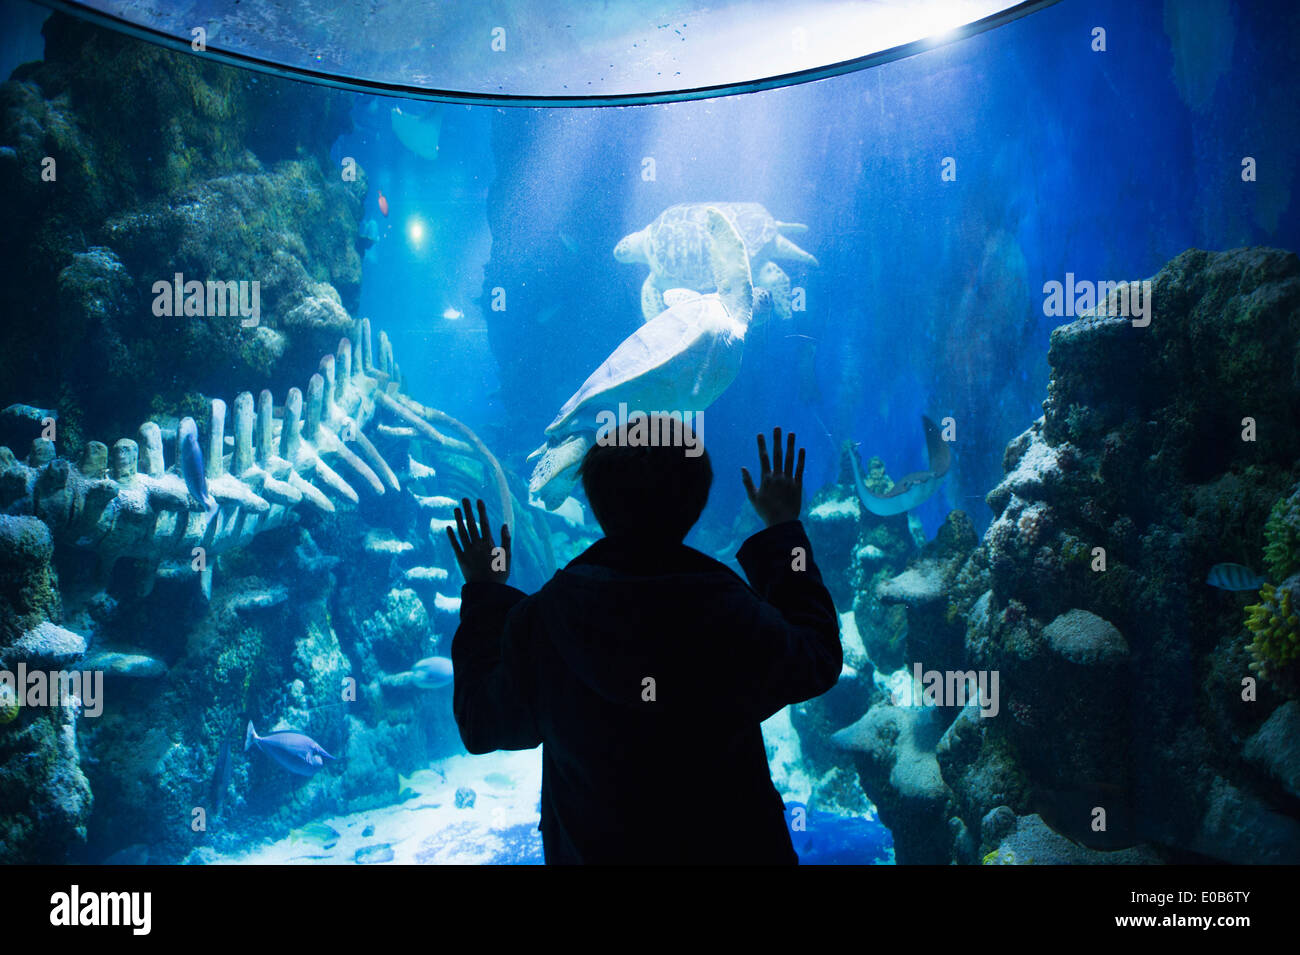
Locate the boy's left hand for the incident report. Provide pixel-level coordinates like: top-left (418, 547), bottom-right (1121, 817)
top-left (447, 498), bottom-right (512, 585)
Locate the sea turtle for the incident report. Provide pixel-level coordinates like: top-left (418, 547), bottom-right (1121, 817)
top-left (614, 202), bottom-right (818, 322)
top-left (529, 207), bottom-right (769, 509)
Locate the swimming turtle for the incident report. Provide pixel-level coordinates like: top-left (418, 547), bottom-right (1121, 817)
top-left (614, 202), bottom-right (818, 322)
top-left (529, 207), bottom-right (769, 509)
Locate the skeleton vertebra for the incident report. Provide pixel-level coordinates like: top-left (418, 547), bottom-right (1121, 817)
top-left (0, 318), bottom-right (414, 591)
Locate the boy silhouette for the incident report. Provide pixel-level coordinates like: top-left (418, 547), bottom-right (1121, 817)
top-left (447, 421), bottom-right (841, 864)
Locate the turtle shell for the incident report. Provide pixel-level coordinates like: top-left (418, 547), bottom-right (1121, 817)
top-left (545, 293), bottom-right (744, 436)
top-left (645, 202), bottom-right (777, 286)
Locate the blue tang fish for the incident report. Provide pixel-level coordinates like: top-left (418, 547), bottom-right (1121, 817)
top-left (245, 721), bottom-right (336, 776)
top-left (410, 656), bottom-right (454, 689)
top-left (178, 417), bottom-right (218, 515)
top-left (1206, 563), bottom-right (1267, 591)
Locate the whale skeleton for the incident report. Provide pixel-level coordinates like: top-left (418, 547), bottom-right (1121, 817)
top-left (0, 318), bottom-right (510, 597)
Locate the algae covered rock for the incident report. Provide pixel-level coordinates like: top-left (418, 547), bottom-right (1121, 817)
top-left (1042, 609), bottom-right (1129, 666)
top-left (1243, 700), bottom-right (1300, 799)
top-left (984, 813), bottom-right (1164, 865)
top-left (0, 514), bottom-right (59, 640)
top-left (0, 11), bottom-right (364, 455)
top-left (831, 703), bottom-right (953, 864)
top-left (0, 514), bottom-right (91, 863)
top-left (937, 247), bottom-right (1300, 864)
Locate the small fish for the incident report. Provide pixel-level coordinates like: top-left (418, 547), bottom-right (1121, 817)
top-left (178, 417), bottom-right (218, 515)
top-left (1206, 563), bottom-right (1267, 591)
top-left (397, 767), bottom-right (445, 795)
top-left (289, 822), bottom-right (340, 849)
top-left (378, 189), bottom-right (389, 217)
top-left (245, 721), bottom-right (337, 777)
top-left (390, 105), bottom-right (442, 161)
top-left (441, 306), bottom-right (463, 321)
top-left (410, 656), bottom-right (454, 689)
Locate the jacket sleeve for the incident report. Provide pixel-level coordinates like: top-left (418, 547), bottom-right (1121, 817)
top-left (734, 519), bottom-right (842, 722)
top-left (451, 581), bottom-right (543, 754)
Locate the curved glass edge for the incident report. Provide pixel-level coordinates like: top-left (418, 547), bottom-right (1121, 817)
top-left (32, 0), bottom-right (1061, 107)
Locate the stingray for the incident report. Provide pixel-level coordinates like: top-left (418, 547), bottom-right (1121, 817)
top-left (391, 105), bottom-right (442, 160)
top-left (850, 416), bottom-right (951, 517)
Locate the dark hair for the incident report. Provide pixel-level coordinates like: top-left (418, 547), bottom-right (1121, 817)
top-left (578, 414), bottom-right (712, 543)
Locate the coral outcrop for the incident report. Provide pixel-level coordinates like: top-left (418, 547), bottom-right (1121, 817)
top-left (0, 515), bottom-right (92, 863)
top-left (0, 12), bottom-right (362, 460)
top-left (808, 247), bottom-right (1300, 864)
top-left (945, 247), bottom-right (1300, 863)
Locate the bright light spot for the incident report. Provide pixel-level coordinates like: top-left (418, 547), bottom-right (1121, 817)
top-left (407, 216), bottom-right (427, 247)
top-left (442, 307), bottom-right (463, 321)
top-left (916, 2), bottom-right (980, 42)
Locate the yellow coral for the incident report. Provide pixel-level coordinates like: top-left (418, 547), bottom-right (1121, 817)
top-left (1245, 580), bottom-right (1300, 682)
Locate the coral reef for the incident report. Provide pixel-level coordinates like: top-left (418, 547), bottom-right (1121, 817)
top-left (1263, 483), bottom-right (1300, 582)
top-left (0, 10), bottom-right (556, 857)
top-left (27, 316), bottom-right (551, 863)
top-left (0, 12), bottom-right (362, 460)
top-left (1245, 576), bottom-right (1300, 689)
top-left (796, 441), bottom-right (919, 814)
top-left (802, 247), bottom-right (1300, 864)
top-left (0, 515), bottom-right (92, 864)
top-left (805, 441), bottom-right (915, 670)
top-left (946, 247), bottom-right (1300, 863)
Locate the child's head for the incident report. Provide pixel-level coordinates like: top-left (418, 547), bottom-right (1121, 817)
top-left (579, 415), bottom-right (712, 544)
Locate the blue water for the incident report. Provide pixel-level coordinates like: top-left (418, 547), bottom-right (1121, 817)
top-left (334, 0), bottom-right (1300, 545)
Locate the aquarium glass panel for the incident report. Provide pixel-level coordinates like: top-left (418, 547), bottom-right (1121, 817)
top-left (1, 0), bottom-right (1298, 874)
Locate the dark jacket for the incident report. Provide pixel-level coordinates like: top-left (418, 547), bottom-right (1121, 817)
top-left (451, 519), bottom-right (841, 864)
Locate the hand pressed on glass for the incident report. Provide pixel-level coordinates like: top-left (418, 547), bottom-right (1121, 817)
top-left (447, 497), bottom-right (512, 584)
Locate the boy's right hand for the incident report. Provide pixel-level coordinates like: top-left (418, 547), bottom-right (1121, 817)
top-left (741, 427), bottom-right (805, 527)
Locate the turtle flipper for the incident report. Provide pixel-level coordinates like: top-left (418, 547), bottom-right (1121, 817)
top-left (771, 233), bottom-right (819, 267)
top-left (756, 261), bottom-right (793, 321)
top-left (774, 220), bottom-right (809, 234)
top-left (640, 275), bottom-right (664, 322)
top-left (704, 207), bottom-right (753, 328)
top-left (662, 288), bottom-right (704, 308)
top-left (528, 433), bottom-right (592, 510)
